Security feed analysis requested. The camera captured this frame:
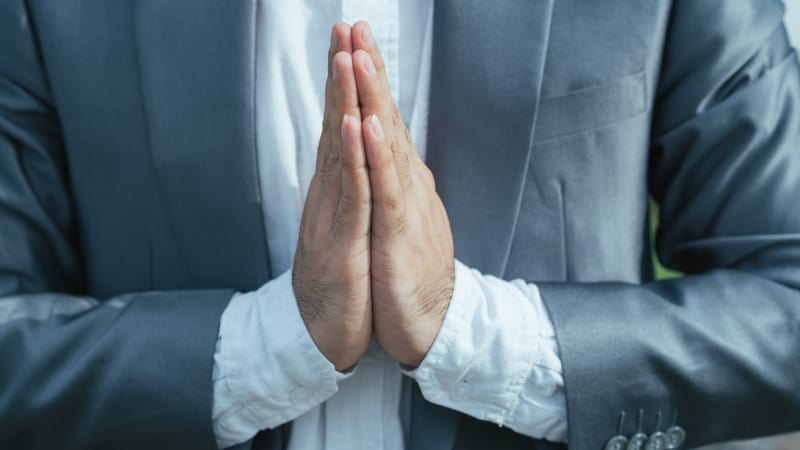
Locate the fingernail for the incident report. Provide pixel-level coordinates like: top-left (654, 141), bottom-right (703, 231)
top-left (369, 115), bottom-right (384, 141)
top-left (361, 23), bottom-right (374, 47)
top-left (332, 59), bottom-right (339, 80)
top-left (330, 26), bottom-right (339, 50)
top-left (341, 114), bottom-right (350, 143)
top-left (359, 52), bottom-right (376, 77)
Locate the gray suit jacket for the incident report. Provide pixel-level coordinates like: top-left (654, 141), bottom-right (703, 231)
top-left (0, 1), bottom-right (798, 449)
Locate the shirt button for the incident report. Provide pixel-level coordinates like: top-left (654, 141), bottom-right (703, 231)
top-left (666, 426), bottom-right (686, 449)
top-left (626, 432), bottom-right (648, 450)
top-left (605, 435), bottom-right (629, 450)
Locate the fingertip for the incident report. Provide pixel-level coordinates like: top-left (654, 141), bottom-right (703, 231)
top-left (331, 21), bottom-right (353, 53)
top-left (333, 51), bottom-right (353, 70)
top-left (332, 51), bottom-right (350, 80)
top-left (330, 24), bottom-right (339, 50)
top-left (351, 21), bottom-right (374, 49)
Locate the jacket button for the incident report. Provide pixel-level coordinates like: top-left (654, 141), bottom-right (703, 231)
top-left (645, 431), bottom-right (669, 450)
top-left (626, 432), bottom-right (648, 450)
top-left (666, 426), bottom-right (686, 449)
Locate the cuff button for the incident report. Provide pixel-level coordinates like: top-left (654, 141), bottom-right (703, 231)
top-left (645, 431), bottom-right (668, 450)
top-left (626, 432), bottom-right (648, 450)
top-left (605, 435), bottom-right (628, 450)
top-left (666, 426), bottom-right (686, 449)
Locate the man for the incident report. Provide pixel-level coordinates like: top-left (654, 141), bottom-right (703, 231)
top-left (0, 1), bottom-right (798, 450)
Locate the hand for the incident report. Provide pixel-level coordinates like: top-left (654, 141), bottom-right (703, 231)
top-left (292, 23), bottom-right (372, 371)
top-left (351, 22), bottom-right (456, 367)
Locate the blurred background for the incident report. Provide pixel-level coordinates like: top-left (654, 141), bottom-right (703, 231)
top-left (674, 2), bottom-right (799, 449)
top-left (788, 0), bottom-right (800, 45)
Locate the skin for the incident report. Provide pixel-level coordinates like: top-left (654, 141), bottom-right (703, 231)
top-left (293, 21), bottom-right (455, 370)
top-left (292, 22), bottom-right (372, 371)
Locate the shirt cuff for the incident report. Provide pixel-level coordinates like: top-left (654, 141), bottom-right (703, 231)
top-left (212, 269), bottom-right (353, 448)
top-left (405, 260), bottom-right (568, 442)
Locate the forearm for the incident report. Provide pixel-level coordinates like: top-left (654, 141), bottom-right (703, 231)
top-left (0, 289), bottom-right (231, 449)
top-left (540, 269), bottom-right (800, 450)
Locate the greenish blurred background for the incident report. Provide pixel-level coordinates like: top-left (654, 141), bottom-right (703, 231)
top-left (649, 202), bottom-right (681, 280)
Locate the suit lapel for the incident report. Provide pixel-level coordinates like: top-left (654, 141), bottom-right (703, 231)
top-left (413, 1), bottom-right (554, 449)
top-left (135, 0), bottom-right (271, 290)
top-left (426, 0), bottom-right (555, 278)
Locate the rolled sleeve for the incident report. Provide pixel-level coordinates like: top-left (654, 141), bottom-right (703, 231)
top-left (212, 269), bottom-right (350, 448)
top-left (406, 260), bottom-right (567, 442)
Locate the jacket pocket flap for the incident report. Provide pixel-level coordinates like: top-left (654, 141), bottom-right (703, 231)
top-left (534, 71), bottom-right (648, 143)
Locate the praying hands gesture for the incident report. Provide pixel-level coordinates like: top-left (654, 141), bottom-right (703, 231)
top-left (292, 21), bottom-right (455, 369)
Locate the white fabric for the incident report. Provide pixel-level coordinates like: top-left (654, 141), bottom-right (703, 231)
top-left (211, 1), bottom-right (568, 448)
top-left (408, 262), bottom-right (567, 442)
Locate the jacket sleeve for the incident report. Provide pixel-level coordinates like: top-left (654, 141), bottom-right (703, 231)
top-left (538, 2), bottom-right (800, 449)
top-left (0, 2), bottom-right (231, 449)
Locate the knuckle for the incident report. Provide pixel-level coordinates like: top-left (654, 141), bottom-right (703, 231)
top-left (426, 171), bottom-right (436, 190)
top-left (419, 163), bottom-right (435, 188)
top-left (324, 142), bottom-right (341, 168)
top-left (399, 153), bottom-right (414, 189)
top-left (377, 195), bottom-right (402, 212)
top-left (340, 191), bottom-right (357, 208)
top-left (345, 105), bottom-right (361, 120)
top-left (341, 146), bottom-right (366, 170)
top-left (401, 152), bottom-right (411, 170)
top-left (344, 187), bottom-right (371, 207)
top-left (370, 154), bottom-right (395, 172)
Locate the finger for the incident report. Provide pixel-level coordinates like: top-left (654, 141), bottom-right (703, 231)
top-left (327, 21), bottom-right (353, 78)
top-left (316, 22), bottom-right (354, 174)
top-left (333, 114), bottom-right (371, 242)
top-left (363, 115), bottom-right (406, 238)
top-left (352, 48), bottom-right (394, 133)
top-left (354, 49), bottom-right (419, 191)
top-left (350, 21), bottom-right (390, 97)
top-left (316, 51), bottom-right (362, 218)
top-left (413, 156), bottom-right (436, 193)
top-left (331, 51), bottom-right (362, 123)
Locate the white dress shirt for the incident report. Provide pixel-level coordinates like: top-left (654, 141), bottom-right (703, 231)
top-left (211, 1), bottom-right (568, 448)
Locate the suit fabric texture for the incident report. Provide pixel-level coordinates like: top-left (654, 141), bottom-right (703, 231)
top-left (0, 0), bottom-right (799, 449)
